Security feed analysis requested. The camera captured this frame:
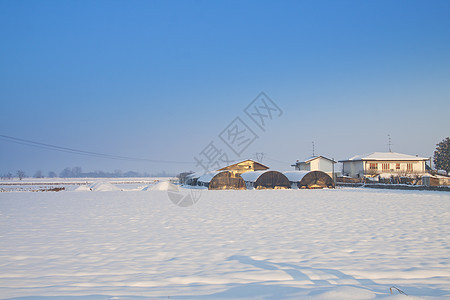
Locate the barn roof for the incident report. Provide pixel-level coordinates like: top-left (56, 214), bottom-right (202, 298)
top-left (217, 159), bottom-right (269, 171)
top-left (240, 170), bottom-right (271, 182)
top-left (339, 152), bottom-right (428, 162)
top-left (283, 171), bottom-right (310, 182)
top-left (197, 171), bottom-right (226, 183)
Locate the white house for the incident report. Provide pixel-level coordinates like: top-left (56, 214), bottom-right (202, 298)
top-left (291, 156), bottom-right (336, 177)
top-left (339, 152), bottom-right (430, 178)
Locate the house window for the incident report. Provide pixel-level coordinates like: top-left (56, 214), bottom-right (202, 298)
top-left (369, 163), bottom-right (378, 170)
top-left (396, 163), bottom-right (400, 170)
top-left (407, 163), bottom-right (413, 172)
top-left (382, 163), bottom-right (389, 171)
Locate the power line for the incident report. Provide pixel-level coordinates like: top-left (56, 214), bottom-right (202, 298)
top-left (0, 134), bottom-right (194, 164)
top-left (264, 155), bottom-right (292, 165)
top-left (253, 152), bottom-right (265, 162)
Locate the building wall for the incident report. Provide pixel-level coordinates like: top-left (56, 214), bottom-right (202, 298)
top-left (297, 163), bottom-right (310, 171)
top-left (342, 161), bottom-right (364, 178)
top-left (309, 159), bottom-right (319, 171)
top-left (343, 160), bottom-right (427, 178)
top-left (296, 158), bottom-right (334, 176)
top-left (422, 176), bottom-right (440, 186)
top-left (363, 160), bottom-right (426, 175)
top-left (317, 159), bottom-right (334, 175)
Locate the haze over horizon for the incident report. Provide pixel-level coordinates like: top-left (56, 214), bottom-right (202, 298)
top-left (1, 0), bottom-right (449, 176)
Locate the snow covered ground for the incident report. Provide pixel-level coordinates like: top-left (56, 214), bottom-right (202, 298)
top-left (0, 182), bottom-right (449, 299)
top-left (0, 178), bottom-right (166, 192)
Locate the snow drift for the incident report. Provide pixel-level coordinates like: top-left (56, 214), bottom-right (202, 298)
top-left (142, 180), bottom-right (177, 191)
top-left (89, 181), bottom-right (120, 192)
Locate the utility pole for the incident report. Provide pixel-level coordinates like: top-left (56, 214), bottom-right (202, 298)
top-left (332, 157), bottom-right (335, 186)
top-left (254, 152), bottom-right (265, 162)
top-left (312, 141), bottom-right (315, 157)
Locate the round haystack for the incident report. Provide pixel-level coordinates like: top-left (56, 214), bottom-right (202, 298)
top-left (284, 171), bottom-right (334, 189)
top-left (197, 171), bottom-right (245, 190)
top-left (240, 170), bottom-right (291, 189)
top-left (142, 181), bottom-right (178, 191)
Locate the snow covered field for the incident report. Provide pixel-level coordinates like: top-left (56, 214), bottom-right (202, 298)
top-left (1, 182), bottom-right (449, 299)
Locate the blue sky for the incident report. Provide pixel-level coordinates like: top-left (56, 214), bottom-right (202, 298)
top-left (1, 0), bottom-right (449, 175)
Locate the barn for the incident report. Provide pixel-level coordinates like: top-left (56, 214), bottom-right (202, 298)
top-left (217, 159), bottom-right (269, 176)
top-left (197, 171), bottom-right (246, 190)
top-left (240, 170), bottom-right (291, 190)
top-left (284, 171), bottom-right (335, 189)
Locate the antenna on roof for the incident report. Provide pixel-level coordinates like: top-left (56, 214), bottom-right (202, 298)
top-left (388, 134), bottom-right (392, 152)
top-left (312, 141), bottom-right (315, 157)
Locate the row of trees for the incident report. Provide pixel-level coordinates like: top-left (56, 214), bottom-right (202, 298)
top-left (1, 167), bottom-right (173, 180)
top-left (1, 170), bottom-right (28, 180)
top-left (57, 167), bottom-right (172, 178)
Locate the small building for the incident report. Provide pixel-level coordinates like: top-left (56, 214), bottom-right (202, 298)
top-left (339, 152), bottom-right (429, 178)
top-left (197, 171), bottom-right (245, 190)
top-left (178, 171), bottom-right (194, 185)
top-left (291, 156), bottom-right (336, 177)
top-left (240, 170), bottom-right (291, 190)
top-left (284, 171), bottom-right (335, 189)
top-left (184, 172), bottom-right (202, 186)
top-left (217, 159), bottom-right (269, 177)
top-left (422, 175), bottom-right (450, 187)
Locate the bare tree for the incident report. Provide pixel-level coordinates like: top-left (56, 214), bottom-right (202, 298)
top-left (72, 167), bottom-right (82, 177)
top-left (34, 170), bottom-right (44, 178)
top-left (16, 170), bottom-right (26, 180)
top-left (1, 172), bottom-right (13, 180)
top-left (60, 167), bottom-right (72, 178)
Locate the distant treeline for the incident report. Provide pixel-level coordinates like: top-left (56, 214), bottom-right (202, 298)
top-left (1, 167), bottom-right (174, 179)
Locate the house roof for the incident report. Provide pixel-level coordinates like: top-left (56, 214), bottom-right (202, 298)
top-left (339, 152), bottom-right (429, 162)
top-left (291, 155), bottom-right (336, 166)
top-left (217, 159), bottom-right (270, 171)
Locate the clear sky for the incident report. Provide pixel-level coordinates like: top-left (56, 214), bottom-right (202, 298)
top-left (1, 0), bottom-right (449, 176)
